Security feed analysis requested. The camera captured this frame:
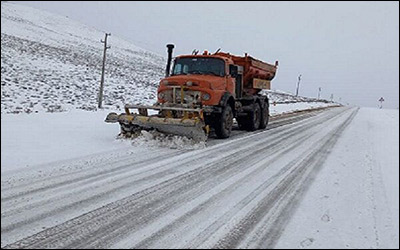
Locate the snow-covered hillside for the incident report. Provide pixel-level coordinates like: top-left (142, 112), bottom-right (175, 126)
top-left (1, 2), bottom-right (334, 115)
top-left (1, 2), bottom-right (164, 113)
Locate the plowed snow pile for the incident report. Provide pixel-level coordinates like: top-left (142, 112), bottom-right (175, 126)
top-left (130, 131), bottom-right (206, 150)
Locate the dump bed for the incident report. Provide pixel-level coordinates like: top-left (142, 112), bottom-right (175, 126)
top-left (231, 54), bottom-right (277, 92)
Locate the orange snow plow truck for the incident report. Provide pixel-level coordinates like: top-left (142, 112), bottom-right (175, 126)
top-left (106, 44), bottom-right (278, 141)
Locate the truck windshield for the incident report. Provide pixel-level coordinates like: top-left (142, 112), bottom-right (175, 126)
top-left (172, 57), bottom-right (225, 77)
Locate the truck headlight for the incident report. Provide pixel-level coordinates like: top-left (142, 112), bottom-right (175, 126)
top-left (158, 92), bottom-right (165, 100)
top-left (202, 93), bottom-right (211, 101)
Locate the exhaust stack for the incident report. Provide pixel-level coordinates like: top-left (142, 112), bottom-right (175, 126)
top-left (165, 44), bottom-right (175, 77)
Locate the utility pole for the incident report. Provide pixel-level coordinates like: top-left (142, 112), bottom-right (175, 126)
top-left (98, 33), bottom-right (111, 109)
top-left (330, 93), bottom-right (334, 102)
top-left (295, 74), bottom-right (302, 96)
top-left (317, 87), bottom-right (322, 100)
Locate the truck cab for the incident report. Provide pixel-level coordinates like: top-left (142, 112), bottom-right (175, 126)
top-left (157, 45), bottom-right (277, 138)
top-left (157, 53), bottom-right (236, 108)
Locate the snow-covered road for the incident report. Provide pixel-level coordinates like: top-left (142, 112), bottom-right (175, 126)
top-left (2, 107), bottom-right (368, 248)
top-left (276, 107), bottom-right (399, 249)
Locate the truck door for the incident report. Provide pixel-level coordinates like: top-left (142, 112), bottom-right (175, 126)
top-left (235, 74), bottom-right (242, 98)
top-left (230, 65), bottom-right (243, 99)
top-left (235, 66), bottom-right (243, 98)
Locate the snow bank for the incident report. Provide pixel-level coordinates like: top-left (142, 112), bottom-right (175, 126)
top-left (0, 110), bottom-right (134, 173)
top-left (262, 89), bottom-right (332, 104)
top-left (269, 102), bottom-right (337, 116)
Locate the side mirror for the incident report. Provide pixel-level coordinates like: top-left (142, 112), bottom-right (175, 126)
top-left (229, 65), bottom-right (238, 78)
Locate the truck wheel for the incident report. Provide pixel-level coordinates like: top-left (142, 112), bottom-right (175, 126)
top-left (259, 103), bottom-right (269, 129)
top-left (237, 117), bottom-right (247, 130)
top-left (215, 105), bottom-right (233, 139)
top-left (237, 103), bottom-right (262, 131)
top-left (247, 103), bottom-right (261, 131)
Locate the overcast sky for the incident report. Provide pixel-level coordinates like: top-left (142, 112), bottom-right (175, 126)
top-left (17, 1), bottom-right (399, 108)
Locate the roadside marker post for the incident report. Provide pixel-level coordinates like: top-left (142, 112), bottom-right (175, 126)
top-left (378, 97), bottom-right (385, 109)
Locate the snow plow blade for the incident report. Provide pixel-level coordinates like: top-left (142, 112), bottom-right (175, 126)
top-left (105, 105), bottom-right (209, 141)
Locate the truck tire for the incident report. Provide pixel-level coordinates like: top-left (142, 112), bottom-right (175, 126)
top-left (215, 105), bottom-right (233, 139)
top-left (247, 103), bottom-right (261, 131)
top-left (237, 117), bottom-right (247, 131)
top-left (259, 103), bottom-right (269, 129)
top-left (237, 103), bottom-right (261, 131)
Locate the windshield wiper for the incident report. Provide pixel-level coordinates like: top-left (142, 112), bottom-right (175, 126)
top-left (205, 71), bottom-right (220, 76)
top-left (188, 70), bottom-right (203, 75)
top-left (172, 72), bottom-right (187, 76)
top-left (188, 71), bottom-right (221, 76)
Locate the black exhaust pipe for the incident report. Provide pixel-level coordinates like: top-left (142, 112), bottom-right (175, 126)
top-left (165, 44), bottom-right (175, 77)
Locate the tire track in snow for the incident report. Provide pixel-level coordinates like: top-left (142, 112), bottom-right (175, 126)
top-left (130, 108), bottom-right (357, 249)
top-left (3, 109), bottom-right (331, 248)
top-left (1, 107), bottom-right (333, 227)
top-left (2, 107), bottom-right (354, 249)
top-left (207, 107), bottom-right (328, 146)
top-left (211, 108), bottom-right (358, 249)
top-left (1, 147), bottom-right (182, 196)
